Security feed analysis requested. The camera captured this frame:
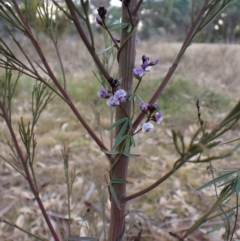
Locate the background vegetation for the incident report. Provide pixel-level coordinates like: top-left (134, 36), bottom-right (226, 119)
top-left (0, 0), bottom-right (240, 241)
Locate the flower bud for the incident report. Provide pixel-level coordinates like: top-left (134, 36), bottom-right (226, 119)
top-left (97, 6), bottom-right (107, 20)
top-left (148, 103), bottom-right (158, 113)
top-left (96, 16), bottom-right (103, 26)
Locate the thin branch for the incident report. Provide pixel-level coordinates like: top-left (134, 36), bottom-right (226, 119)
top-left (11, 0), bottom-right (111, 161)
top-left (132, 0), bottom-right (143, 16)
top-left (230, 189), bottom-right (239, 241)
top-left (64, 0), bottom-right (112, 83)
top-left (122, 154), bottom-right (190, 203)
top-left (0, 218), bottom-right (48, 241)
top-left (209, 161), bottom-right (231, 241)
top-left (0, 102), bottom-right (60, 241)
top-left (132, 0), bottom-right (210, 131)
top-left (80, 0), bottom-right (95, 48)
top-left (52, 0), bottom-right (73, 20)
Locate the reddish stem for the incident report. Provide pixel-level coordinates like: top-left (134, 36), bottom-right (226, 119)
top-left (0, 102), bottom-right (60, 241)
top-left (64, 0), bottom-right (112, 82)
top-left (11, 0), bottom-right (111, 160)
top-left (132, 0), bottom-right (209, 132)
top-left (126, 0), bottom-right (210, 202)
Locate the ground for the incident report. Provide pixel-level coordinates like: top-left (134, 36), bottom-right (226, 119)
top-left (0, 36), bottom-right (240, 241)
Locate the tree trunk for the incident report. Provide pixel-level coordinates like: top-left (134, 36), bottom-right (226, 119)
top-left (107, 1), bottom-right (137, 240)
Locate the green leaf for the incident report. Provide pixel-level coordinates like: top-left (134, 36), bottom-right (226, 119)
top-left (127, 24), bottom-right (132, 33)
top-left (68, 237), bottom-right (97, 241)
top-left (206, 224), bottom-right (224, 234)
top-left (123, 136), bottom-right (131, 153)
top-left (130, 136), bottom-right (136, 147)
top-left (112, 134), bottom-right (127, 150)
top-left (97, 45), bottom-right (114, 55)
top-left (111, 179), bottom-right (126, 184)
top-left (128, 93), bottom-right (135, 101)
top-left (221, 212), bottom-right (234, 221)
top-left (97, 221), bottom-right (107, 240)
top-left (224, 137), bottom-right (240, 144)
top-left (98, 185), bottom-right (108, 202)
top-left (109, 184), bottom-right (121, 209)
top-left (236, 172), bottom-right (240, 194)
top-left (230, 142), bottom-right (240, 153)
top-left (100, 149), bottom-right (119, 155)
top-left (129, 210), bottom-right (141, 230)
top-left (196, 171), bottom-right (236, 191)
top-left (108, 117), bottom-right (128, 130)
top-left (130, 209), bottom-right (157, 225)
top-left (128, 119), bottom-right (132, 127)
top-left (108, 22), bottom-right (129, 31)
top-left (113, 120), bottom-right (129, 149)
top-left (217, 178), bottom-right (235, 188)
top-left (122, 152), bottom-right (140, 158)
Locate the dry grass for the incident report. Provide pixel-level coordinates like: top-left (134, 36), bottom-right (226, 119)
top-left (0, 36), bottom-right (240, 241)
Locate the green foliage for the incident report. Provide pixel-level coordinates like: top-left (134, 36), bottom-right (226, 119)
top-left (20, 0), bottom-right (70, 36)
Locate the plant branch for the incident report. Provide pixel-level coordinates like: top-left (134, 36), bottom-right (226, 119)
top-left (230, 188), bottom-right (239, 241)
top-left (132, 0), bottom-right (143, 16)
top-left (132, 0), bottom-right (210, 131)
top-left (64, 0), bottom-right (112, 83)
top-left (52, 0), bottom-right (73, 20)
top-left (11, 0), bottom-right (111, 160)
top-left (122, 155), bottom-right (187, 203)
top-left (0, 102), bottom-right (60, 241)
top-left (209, 161), bottom-right (231, 240)
top-left (0, 218), bottom-right (48, 241)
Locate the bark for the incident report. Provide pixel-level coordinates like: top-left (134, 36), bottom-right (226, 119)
top-left (107, 1), bottom-right (137, 240)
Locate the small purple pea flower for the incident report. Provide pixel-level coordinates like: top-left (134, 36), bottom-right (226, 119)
top-left (142, 122), bottom-right (154, 132)
top-left (107, 89), bottom-right (127, 107)
top-left (141, 55), bottom-right (159, 71)
top-left (107, 96), bottom-right (117, 106)
top-left (97, 86), bottom-right (109, 98)
top-left (133, 66), bottom-right (145, 78)
top-left (133, 55), bottom-right (158, 79)
top-left (96, 16), bottom-right (103, 26)
top-left (154, 111), bottom-right (163, 124)
top-left (114, 89), bottom-right (126, 102)
top-left (139, 102), bottom-right (149, 111)
top-left (113, 36), bottom-right (120, 43)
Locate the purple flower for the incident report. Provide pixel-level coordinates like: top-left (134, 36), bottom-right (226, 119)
top-left (139, 102), bottom-right (149, 111)
top-left (135, 39), bottom-right (139, 44)
top-left (97, 86), bottom-right (109, 98)
top-left (154, 111), bottom-right (163, 124)
top-left (133, 66), bottom-right (145, 78)
top-left (107, 96), bottom-right (118, 106)
top-left (141, 55), bottom-right (158, 71)
top-left (107, 89), bottom-right (127, 107)
top-left (133, 55), bottom-right (158, 79)
top-left (96, 17), bottom-right (103, 26)
top-left (114, 89), bottom-right (126, 102)
top-left (142, 122), bottom-right (154, 132)
top-left (113, 36), bottom-right (120, 43)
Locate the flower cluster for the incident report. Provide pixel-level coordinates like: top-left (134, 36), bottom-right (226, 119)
top-left (133, 55), bottom-right (158, 79)
top-left (97, 78), bottom-right (126, 107)
top-left (139, 102), bottom-right (163, 132)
